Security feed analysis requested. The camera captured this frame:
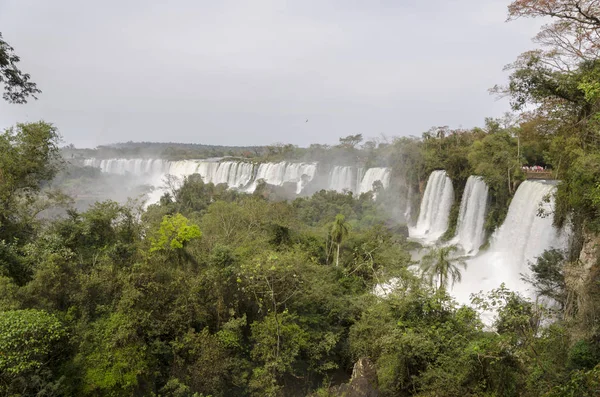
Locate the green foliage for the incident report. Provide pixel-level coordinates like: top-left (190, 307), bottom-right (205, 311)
top-left (0, 32), bottom-right (41, 103)
top-left (0, 122), bottom-right (64, 245)
top-left (76, 312), bottom-right (149, 395)
top-left (468, 131), bottom-right (521, 231)
top-left (0, 309), bottom-right (66, 376)
top-left (151, 213), bottom-right (202, 253)
top-left (420, 245), bottom-right (466, 291)
top-left (329, 214), bottom-right (350, 267)
top-left (555, 151), bottom-right (600, 232)
top-left (524, 249), bottom-right (567, 309)
top-left (544, 365), bottom-right (600, 397)
top-left (249, 311), bottom-right (309, 396)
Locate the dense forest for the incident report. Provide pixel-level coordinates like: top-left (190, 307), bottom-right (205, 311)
top-left (2, 1), bottom-right (600, 396)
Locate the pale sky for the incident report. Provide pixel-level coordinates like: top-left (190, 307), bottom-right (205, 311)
top-left (0, 0), bottom-right (541, 148)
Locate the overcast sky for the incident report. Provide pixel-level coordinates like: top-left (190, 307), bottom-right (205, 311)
top-left (0, 0), bottom-right (541, 148)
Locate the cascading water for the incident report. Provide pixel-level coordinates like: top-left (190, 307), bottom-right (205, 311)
top-left (85, 158), bottom-right (394, 202)
top-left (283, 163), bottom-right (318, 194)
top-left (244, 162), bottom-right (317, 193)
top-left (85, 158), bottom-right (320, 200)
top-left (410, 170), bottom-right (454, 243)
top-left (328, 166), bottom-right (357, 193)
top-left (453, 176), bottom-right (489, 254)
top-left (83, 158), bottom-right (170, 176)
top-left (453, 180), bottom-right (568, 304)
top-left (358, 167), bottom-right (391, 194)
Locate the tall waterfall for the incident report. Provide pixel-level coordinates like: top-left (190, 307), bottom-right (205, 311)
top-left (453, 176), bottom-right (489, 254)
top-left (410, 170), bottom-right (454, 243)
top-left (453, 180), bottom-right (568, 304)
top-left (358, 168), bottom-right (391, 194)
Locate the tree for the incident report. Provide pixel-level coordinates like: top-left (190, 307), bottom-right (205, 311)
top-left (0, 33), bottom-right (41, 103)
top-left (523, 249), bottom-right (568, 311)
top-left (150, 213), bottom-right (202, 262)
top-left (507, 0), bottom-right (600, 67)
top-left (338, 134), bottom-right (363, 149)
top-left (250, 311), bottom-right (308, 396)
top-left (0, 122), bottom-right (64, 285)
top-left (420, 245), bottom-right (466, 290)
top-left (76, 312), bottom-right (149, 396)
top-left (329, 214), bottom-right (350, 267)
top-left (0, 309), bottom-right (67, 395)
top-left (0, 122), bottom-right (63, 206)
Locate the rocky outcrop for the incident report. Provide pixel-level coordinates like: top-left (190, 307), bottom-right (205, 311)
top-left (329, 357), bottom-right (378, 397)
top-left (564, 230), bottom-right (600, 334)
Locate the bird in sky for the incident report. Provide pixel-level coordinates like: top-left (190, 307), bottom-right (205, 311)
top-left (305, 119), bottom-right (308, 123)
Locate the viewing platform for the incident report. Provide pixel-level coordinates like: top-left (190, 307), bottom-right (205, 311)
top-left (525, 171), bottom-right (555, 180)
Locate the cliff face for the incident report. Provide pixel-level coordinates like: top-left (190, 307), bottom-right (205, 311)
top-left (565, 230), bottom-right (600, 333)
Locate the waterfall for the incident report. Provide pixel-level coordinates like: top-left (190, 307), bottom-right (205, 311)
top-left (453, 176), bottom-right (489, 254)
top-left (283, 162), bottom-right (318, 194)
top-left (86, 158), bottom-right (319, 200)
top-left (245, 161), bottom-right (317, 193)
top-left (410, 170), bottom-right (454, 243)
top-left (358, 167), bottom-right (391, 194)
top-left (453, 180), bottom-right (568, 304)
top-left (83, 158), bottom-right (170, 176)
top-left (85, 158), bottom-right (395, 201)
top-left (328, 166), bottom-right (357, 193)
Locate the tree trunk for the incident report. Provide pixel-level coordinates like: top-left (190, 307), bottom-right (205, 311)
top-left (336, 243), bottom-right (340, 267)
top-left (273, 289), bottom-right (280, 362)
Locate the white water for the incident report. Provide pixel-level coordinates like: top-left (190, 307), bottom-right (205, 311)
top-left (453, 180), bottom-right (568, 305)
top-left (85, 158), bottom-right (321, 198)
top-left (84, 158), bottom-right (255, 189)
top-left (86, 158), bottom-right (391, 198)
top-left (85, 158), bottom-right (393, 203)
top-left (358, 167), bottom-right (391, 194)
top-left (410, 170), bottom-right (454, 243)
top-left (244, 161), bottom-right (318, 194)
top-left (328, 166), bottom-right (359, 193)
top-left (453, 176), bottom-right (489, 255)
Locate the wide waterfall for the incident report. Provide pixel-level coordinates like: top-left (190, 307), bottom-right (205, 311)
top-left (358, 167), bottom-right (391, 194)
top-left (453, 180), bottom-right (568, 304)
top-left (410, 170), bottom-right (454, 243)
top-left (86, 158), bottom-right (391, 199)
top-left (84, 158), bottom-right (170, 176)
top-left (84, 158), bottom-right (323, 197)
top-left (453, 176), bottom-right (489, 254)
top-left (84, 158), bottom-right (255, 189)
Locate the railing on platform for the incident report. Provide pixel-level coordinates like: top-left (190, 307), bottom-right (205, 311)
top-left (525, 171), bottom-right (554, 180)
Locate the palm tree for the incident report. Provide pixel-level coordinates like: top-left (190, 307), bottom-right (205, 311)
top-left (420, 245), bottom-right (467, 291)
top-left (330, 214), bottom-right (350, 267)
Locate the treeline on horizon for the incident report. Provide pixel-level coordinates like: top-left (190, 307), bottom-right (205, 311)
top-left (63, 133), bottom-right (393, 167)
